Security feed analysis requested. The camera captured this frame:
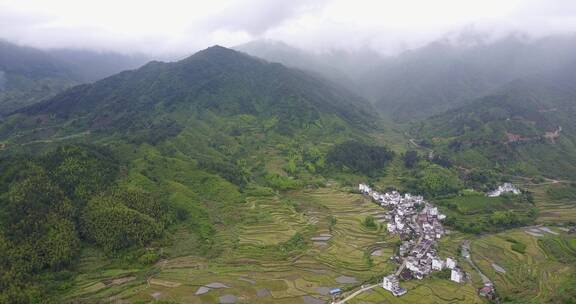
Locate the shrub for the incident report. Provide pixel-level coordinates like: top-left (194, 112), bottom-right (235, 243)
top-left (511, 242), bottom-right (527, 254)
top-left (363, 216), bottom-right (378, 230)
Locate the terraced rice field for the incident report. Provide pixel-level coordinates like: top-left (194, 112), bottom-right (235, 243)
top-left (289, 188), bottom-right (396, 274)
top-left (235, 196), bottom-right (309, 246)
top-left (470, 229), bottom-right (575, 302)
top-left (524, 183), bottom-right (576, 223)
top-left (60, 187), bottom-right (399, 303)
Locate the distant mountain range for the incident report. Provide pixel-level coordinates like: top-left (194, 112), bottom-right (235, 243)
top-left (238, 34), bottom-right (576, 122)
top-left (1, 45), bottom-right (377, 156)
top-left (0, 40), bottom-right (147, 115)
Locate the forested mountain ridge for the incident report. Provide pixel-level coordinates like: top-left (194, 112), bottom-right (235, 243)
top-left (1, 45), bottom-right (376, 146)
top-left (414, 63), bottom-right (576, 179)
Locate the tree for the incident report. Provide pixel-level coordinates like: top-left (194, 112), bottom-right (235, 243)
top-left (81, 191), bottom-right (163, 251)
top-left (327, 141), bottom-right (395, 176)
top-left (402, 150), bottom-right (420, 168)
top-left (415, 163), bottom-right (463, 196)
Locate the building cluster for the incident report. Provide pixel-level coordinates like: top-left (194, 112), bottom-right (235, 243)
top-left (487, 182), bottom-right (520, 197)
top-left (359, 183), bottom-right (465, 297)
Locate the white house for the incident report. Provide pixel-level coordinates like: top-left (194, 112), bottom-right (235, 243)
top-left (446, 257), bottom-right (457, 269)
top-left (487, 183), bottom-right (520, 197)
top-left (406, 258), bottom-right (420, 272)
top-left (432, 258), bottom-right (445, 271)
top-left (359, 183), bottom-right (371, 194)
top-left (382, 275), bottom-right (407, 296)
top-left (450, 268), bottom-right (464, 283)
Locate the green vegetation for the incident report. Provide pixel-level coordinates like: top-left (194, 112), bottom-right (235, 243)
top-left (81, 190), bottom-right (168, 252)
top-left (538, 236), bottom-right (576, 264)
top-left (406, 162), bottom-right (462, 197)
top-left (546, 183), bottom-right (576, 201)
top-left (0, 145), bottom-right (122, 303)
top-left (402, 150), bottom-right (420, 169)
top-left (414, 72), bottom-right (576, 180)
top-left (472, 230), bottom-right (576, 303)
top-left (436, 191), bottom-right (536, 234)
top-left (362, 215), bottom-right (378, 230)
top-left (1, 41), bottom-right (576, 304)
top-left (506, 238), bottom-right (527, 254)
top-left (327, 140), bottom-right (395, 177)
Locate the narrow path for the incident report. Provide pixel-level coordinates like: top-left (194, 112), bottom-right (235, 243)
top-left (462, 240), bottom-right (490, 284)
top-left (334, 283), bottom-right (379, 304)
top-left (508, 174), bottom-right (570, 186)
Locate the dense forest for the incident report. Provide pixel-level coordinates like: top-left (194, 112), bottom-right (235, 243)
top-left (327, 141), bottom-right (395, 177)
top-left (0, 145), bottom-right (174, 303)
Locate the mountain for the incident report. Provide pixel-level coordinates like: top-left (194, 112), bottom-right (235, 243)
top-left (0, 40), bottom-right (147, 115)
top-left (3, 45), bottom-right (375, 143)
top-left (362, 33), bottom-right (576, 121)
top-left (0, 45), bottom-right (384, 190)
top-left (414, 64), bottom-right (576, 180)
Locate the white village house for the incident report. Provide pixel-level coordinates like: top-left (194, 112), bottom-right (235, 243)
top-left (446, 257), bottom-right (457, 270)
top-left (487, 183), bottom-right (520, 197)
top-left (451, 268), bottom-right (464, 283)
top-left (382, 275), bottom-right (407, 297)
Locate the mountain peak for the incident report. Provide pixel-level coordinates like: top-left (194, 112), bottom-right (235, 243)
top-left (191, 45), bottom-right (241, 58)
top-left (179, 44), bottom-right (261, 67)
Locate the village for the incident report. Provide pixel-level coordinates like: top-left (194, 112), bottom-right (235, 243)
top-left (357, 183), bottom-right (497, 300)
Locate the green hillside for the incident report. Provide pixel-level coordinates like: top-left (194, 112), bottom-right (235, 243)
top-left (414, 66), bottom-right (576, 180)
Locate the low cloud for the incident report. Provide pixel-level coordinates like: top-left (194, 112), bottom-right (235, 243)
top-left (0, 0), bottom-right (574, 56)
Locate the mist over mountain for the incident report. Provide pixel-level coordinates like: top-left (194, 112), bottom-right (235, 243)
top-left (235, 33), bottom-right (576, 123)
top-left (0, 40), bottom-right (148, 115)
top-left (235, 39), bottom-right (384, 96)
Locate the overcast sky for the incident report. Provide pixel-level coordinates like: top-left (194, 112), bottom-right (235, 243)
top-left (1, 0), bottom-right (575, 56)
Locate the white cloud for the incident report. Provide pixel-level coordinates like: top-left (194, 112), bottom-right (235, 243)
top-left (0, 0), bottom-right (575, 55)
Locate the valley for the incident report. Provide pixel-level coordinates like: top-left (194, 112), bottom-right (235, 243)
top-left (1, 34), bottom-right (576, 304)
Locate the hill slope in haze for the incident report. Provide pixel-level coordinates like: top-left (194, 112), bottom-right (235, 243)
top-left (362, 33), bottom-right (576, 121)
top-left (415, 64), bottom-right (576, 179)
top-left (235, 39), bottom-right (384, 96)
top-left (0, 40), bottom-right (147, 115)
